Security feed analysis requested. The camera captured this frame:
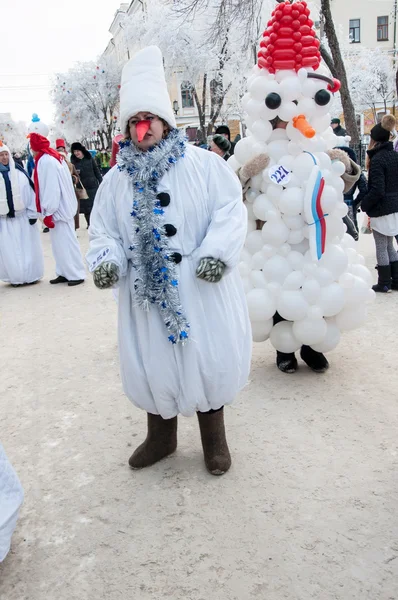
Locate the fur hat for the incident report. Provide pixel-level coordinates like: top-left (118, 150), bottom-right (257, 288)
top-left (119, 46), bottom-right (177, 135)
top-left (215, 125), bottom-right (231, 140)
top-left (212, 134), bottom-right (231, 155)
top-left (70, 142), bottom-right (91, 159)
top-left (370, 114), bottom-right (396, 143)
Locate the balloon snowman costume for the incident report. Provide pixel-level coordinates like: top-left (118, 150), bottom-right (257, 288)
top-left (231, 0), bottom-right (374, 373)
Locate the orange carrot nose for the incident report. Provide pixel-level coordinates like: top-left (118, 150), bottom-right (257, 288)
top-left (136, 120), bottom-right (151, 143)
top-left (293, 115), bottom-right (316, 139)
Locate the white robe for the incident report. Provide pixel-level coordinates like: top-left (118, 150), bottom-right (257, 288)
top-left (37, 155), bottom-right (85, 281)
top-left (87, 145), bottom-right (252, 419)
top-left (0, 442), bottom-right (24, 562)
top-left (0, 169), bottom-right (44, 285)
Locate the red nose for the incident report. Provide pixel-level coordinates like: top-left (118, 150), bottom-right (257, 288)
top-left (136, 120), bottom-right (151, 143)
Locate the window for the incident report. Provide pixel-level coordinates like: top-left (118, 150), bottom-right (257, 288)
top-left (181, 81), bottom-right (194, 108)
top-left (349, 19), bottom-right (361, 43)
top-left (377, 111), bottom-right (387, 123)
top-left (377, 16), bottom-right (389, 41)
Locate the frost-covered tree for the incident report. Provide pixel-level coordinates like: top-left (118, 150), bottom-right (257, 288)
top-left (126, 0), bottom-right (254, 140)
top-left (51, 57), bottom-right (122, 149)
top-left (0, 115), bottom-right (28, 154)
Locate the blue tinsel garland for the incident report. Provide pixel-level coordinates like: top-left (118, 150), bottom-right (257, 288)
top-left (117, 129), bottom-right (189, 344)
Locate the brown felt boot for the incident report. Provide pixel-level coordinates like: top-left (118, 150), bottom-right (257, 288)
top-left (197, 408), bottom-right (231, 476)
top-left (128, 413), bottom-right (177, 470)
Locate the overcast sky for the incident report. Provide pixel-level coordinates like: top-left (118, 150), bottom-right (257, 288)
top-left (1, 0), bottom-right (123, 124)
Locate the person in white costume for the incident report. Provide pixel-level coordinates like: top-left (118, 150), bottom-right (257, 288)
top-left (86, 46), bottom-right (251, 476)
top-left (0, 443), bottom-right (24, 562)
top-left (0, 142), bottom-right (44, 286)
top-left (29, 133), bottom-right (85, 286)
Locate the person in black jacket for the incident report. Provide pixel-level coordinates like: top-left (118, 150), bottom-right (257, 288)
top-left (361, 115), bottom-right (398, 293)
top-left (70, 142), bottom-right (102, 227)
top-left (331, 118), bottom-right (347, 137)
top-left (338, 145), bottom-right (368, 237)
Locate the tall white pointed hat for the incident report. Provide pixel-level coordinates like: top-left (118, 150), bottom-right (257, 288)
top-left (120, 46), bottom-right (177, 134)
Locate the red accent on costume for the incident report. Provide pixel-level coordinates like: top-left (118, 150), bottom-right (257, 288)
top-left (30, 133), bottom-right (63, 214)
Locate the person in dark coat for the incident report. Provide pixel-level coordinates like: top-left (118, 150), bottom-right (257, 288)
top-left (361, 115), bottom-right (398, 293)
top-left (338, 145), bottom-right (368, 237)
top-left (331, 118), bottom-right (347, 137)
top-left (70, 142), bottom-right (102, 227)
top-left (215, 125), bottom-right (235, 155)
top-left (210, 134), bottom-right (231, 161)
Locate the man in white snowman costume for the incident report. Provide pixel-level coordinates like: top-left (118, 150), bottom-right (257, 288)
top-left (86, 47), bottom-right (251, 475)
top-left (231, 0), bottom-right (372, 374)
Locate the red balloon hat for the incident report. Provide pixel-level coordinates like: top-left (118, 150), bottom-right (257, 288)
top-left (258, 0), bottom-right (340, 93)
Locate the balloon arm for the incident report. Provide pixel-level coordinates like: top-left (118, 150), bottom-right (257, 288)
top-left (240, 153), bottom-right (270, 183)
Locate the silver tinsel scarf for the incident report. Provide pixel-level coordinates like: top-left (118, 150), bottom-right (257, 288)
top-left (117, 129), bottom-right (189, 345)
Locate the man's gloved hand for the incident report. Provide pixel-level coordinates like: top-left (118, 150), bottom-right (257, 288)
top-left (29, 218), bottom-right (37, 226)
top-left (196, 257), bottom-right (226, 283)
top-left (240, 153), bottom-right (270, 182)
top-left (43, 215), bottom-right (55, 229)
top-left (93, 262), bottom-right (119, 289)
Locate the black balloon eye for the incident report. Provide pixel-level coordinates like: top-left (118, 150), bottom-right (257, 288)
top-left (315, 89), bottom-right (331, 106)
top-left (265, 93), bottom-right (282, 110)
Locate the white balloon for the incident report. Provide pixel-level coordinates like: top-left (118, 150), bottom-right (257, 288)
top-left (227, 155), bottom-right (241, 171)
top-left (283, 214), bottom-right (305, 230)
top-left (279, 187), bottom-right (304, 217)
top-left (339, 272), bottom-right (355, 289)
top-left (278, 155), bottom-right (295, 171)
top-left (283, 271), bottom-right (306, 291)
top-left (268, 281), bottom-right (282, 297)
top-left (320, 244), bottom-right (349, 279)
top-left (252, 142), bottom-right (269, 156)
top-left (302, 279), bottom-right (321, 304)
top-left (263, 255), bottom-right (292, 285)
top-left (292, 153), bottom-right (316, 181)
top-left (279, 243), bottom-right (291, 257)
top-left (246, 98), bottom-right (267, 120)
top-left (252, 319), bottom-right (274, 343)
top-left (268, 140), bottom-right (290, 162)
top-left (279, 102), bottom-right (299, 122)
top-left (250, 270), bottom-right (268, 289)
top-left (287, 250), bottom-right (305, 271)
top-left (288, 142), bottom-right (302, 156)
top-left (321, 185), bottom-right (338, 213)
top-left (311, 114), bottom-right (331, 134)
top-left (246, 202), bottom-right (256, 221)
top-left (290, 239), bottom-right (310, 254)
top-left (335, 304), bottom-right (367, 331)
top-left (279, 77), bottom-right (303, 102)
top-left (251, 173), bottom-right (264, 191)
top-left (319, 283), bottom-right (346, 317)
top-left (344, 276), bottom-right (370, 305)
top-left (326, 215), bottom-right (346, 240)
top-left (311, 321), bottom-right (341, 353)
top-left (245, 230), bottom-right (264, 254)
top-left (288, 229), bottom-right (305, 245)
top-left (307, 305), bottom-right (323, 320)
top-left (276, 69), bottom-right (297, 82)
top-left (252, 120), bottom-right (273, 143)
top-left (270, 321), bottom-right (301, 353)
top-left (249, 76), bottom-right (275, 102)
top-left (277, 290), bottom-right (309, 321)
top-left (332, 161), bottom-right (346, 177)
top-left (246, 288), bottom-right (276, 321)
top-left (251, 251), bottom-right (265, 270)
top-left (262, 218), bottom-right (290, 247)
top-left (334, 202), bottom-right (349, 218)
top-left (253, 194), bottom-right (276, 221)
top-left (247, 219), bottom-right (256, 234)
top-left (234, 137), bottom-right (257, 165)
top-left (293, 316), bottom-right (328, 346)
top-left (346, 247), bottom-right (360, 265)
top-left (262, 244), bottom-right (277, 259)
top-left (242, 277), bottom-right (253, 293)
top-left (350, 264), bottom-right (373, 288)
top-left (266, 184), bottom-right (283, 203)
top-left (246, 188), bottom-right (258, 203)
top-left (239, 262), bottom-right (251, 278)
top-left (240, 247), bottom-right (252, 264)
top-left (315, 267), bottom-right (334, 286)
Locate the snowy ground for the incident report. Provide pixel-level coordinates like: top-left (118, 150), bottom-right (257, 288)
top-left (1, 226), bottom-right (398, 600)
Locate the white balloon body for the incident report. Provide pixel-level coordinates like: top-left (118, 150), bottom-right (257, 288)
top-left (237, 65), bottom-right (372, 353)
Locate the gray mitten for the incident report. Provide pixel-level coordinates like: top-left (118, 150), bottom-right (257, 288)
top-left (93, 262), bottom-right (119, 289)
top-left (196, 257), bottom-right (226, 283)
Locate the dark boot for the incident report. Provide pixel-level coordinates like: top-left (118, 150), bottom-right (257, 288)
top-left (68, 279), bottom-right (85, 287)
top-left (276, 351), bottom-right (298, 374)
top-left (197, 408), bottom-right (231, 476)
top-left (372, 264), bottom-right (391, 293)
top-left (390, 262), bottom-right (398, 291)
top-left (129, 413), bottom-right (177, 470)
top-left (50, 275), bottom-right (68, 284)
top-left (300, 345), bottom-right (329, 373)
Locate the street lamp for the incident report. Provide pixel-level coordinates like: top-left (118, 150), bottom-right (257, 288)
top-left (173, 100), bottom-right (179, 116)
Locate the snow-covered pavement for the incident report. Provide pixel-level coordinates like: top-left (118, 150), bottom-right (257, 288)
top-left (1, 227), bottom-right (397, 600)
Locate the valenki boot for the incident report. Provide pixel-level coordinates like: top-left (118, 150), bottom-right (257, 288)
top-left (373, 264), bottom-right (392, 293)
top-left (300, 345), bottom-right (329, 373)
top-left (129, 413), bottom-right (177, 469)
top-left (197, 408), bottom-right (231, 476)
top-left (390, 261), bottom-right (398, 291)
